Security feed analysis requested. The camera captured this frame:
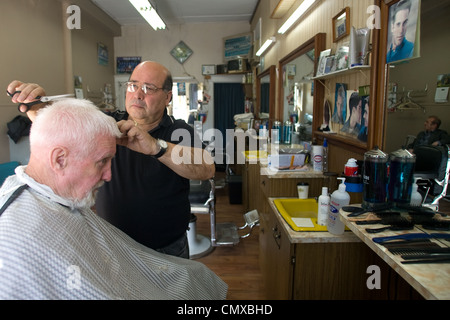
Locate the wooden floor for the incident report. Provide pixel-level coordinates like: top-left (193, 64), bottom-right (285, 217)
top-left (194, 172), bottom-right (450, 300)
top-left (195, 174), bottom-right (265, 300)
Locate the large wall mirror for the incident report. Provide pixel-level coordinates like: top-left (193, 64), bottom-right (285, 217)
top-left (278, 33), bottom-right (326, 142)
top-left (256, 65), bottom-right (276, 128)
top-left (382, 0), bottom-right (450, 154)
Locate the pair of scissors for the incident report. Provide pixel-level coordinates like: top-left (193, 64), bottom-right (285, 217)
top-left (6, 90), bottom-right (75, 112)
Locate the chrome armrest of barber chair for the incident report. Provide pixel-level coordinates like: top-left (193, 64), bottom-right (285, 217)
top-left (413, 144), bottom-right (450, 211)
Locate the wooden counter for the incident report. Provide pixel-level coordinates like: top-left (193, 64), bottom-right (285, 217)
top-left (340, 210), bottom-right (450, 300)
top-left (261, 197), bottom-right (395, 299)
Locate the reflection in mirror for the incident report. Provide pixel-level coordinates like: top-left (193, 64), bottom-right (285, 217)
top-left (384, 1), bottom-right (450, 154)
top-left (256, 65), bottom-right (275, 129)
top-left (260, 74), bottom-right (270, 114)
top-left (281, 49), bottom-right (315, 141)
top-left (171, 81), bottom-right (204, 125)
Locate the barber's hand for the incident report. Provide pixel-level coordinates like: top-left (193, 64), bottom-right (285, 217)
top-left (7, 80), bottom-right (47, 119)
top-left (116, 120), bottom-right (161, 156)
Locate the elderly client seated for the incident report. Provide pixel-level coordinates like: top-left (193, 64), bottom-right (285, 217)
top-left (0, 99), bottom-right (227, 300)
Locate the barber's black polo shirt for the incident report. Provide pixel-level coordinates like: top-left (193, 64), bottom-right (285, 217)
top-left (95, 109), bottom-right (202, 249)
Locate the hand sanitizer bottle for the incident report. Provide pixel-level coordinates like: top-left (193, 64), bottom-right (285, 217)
top-left (410, 178), bottom-right (422, 207)
top-left (327, 178), bottom-right (350, 235)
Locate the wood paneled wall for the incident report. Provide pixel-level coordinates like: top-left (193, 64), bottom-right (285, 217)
top-left (252, 0), bottom-right (379, 175)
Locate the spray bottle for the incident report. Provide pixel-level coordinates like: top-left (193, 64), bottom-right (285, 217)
top-left (327, 178), bottom-right (350, 235)
top-left (317, 187), bottom-right (330, 226)
top-left (410, 178), bottom-right (422, 207)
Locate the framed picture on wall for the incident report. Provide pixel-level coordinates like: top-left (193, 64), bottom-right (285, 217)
top-left (332, 7), bottom-right (350, 43)
top-left (386, 0), bottom-right (421, 64)
top-left (116, 56), bottom-right (141, 74)
top-left (202, 65), bottom-right (216, 75)
top-left (97, 42), bottom-right (108, 66)
top-left (170, 41), bottom-right (193, 65)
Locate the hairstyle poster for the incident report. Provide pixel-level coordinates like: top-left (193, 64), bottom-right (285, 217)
top-left (386, 0), bottom-right (421, 64)
top-left (332, 83), bottom-right (347, 125)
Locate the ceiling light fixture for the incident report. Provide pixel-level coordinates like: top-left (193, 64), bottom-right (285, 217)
top-left (256, 37), bottom-right (276, 57)
top-left (129, 0), bottom-right (166, 30)
top-left (278, 0), bottom-right (317, 34)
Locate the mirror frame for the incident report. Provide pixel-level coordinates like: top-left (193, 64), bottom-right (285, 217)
top-left (256, 65), bottom-right (276, 128)
top-left (277, 33), bottom-right (326, 136)
top-left (373, 0), bottom-right (399, 150)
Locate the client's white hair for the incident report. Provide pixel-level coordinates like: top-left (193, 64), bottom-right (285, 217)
top-left (30, 99), bottom-right (121, 159)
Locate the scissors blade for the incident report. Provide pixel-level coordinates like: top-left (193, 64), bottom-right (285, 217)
top-left (40, 94), bottom-right (75, 102)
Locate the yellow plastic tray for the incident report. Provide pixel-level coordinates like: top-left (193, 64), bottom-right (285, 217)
top-left (243, 150), bottom-right (268, 160)
top-left (274, 198), bottom-right (327, 232)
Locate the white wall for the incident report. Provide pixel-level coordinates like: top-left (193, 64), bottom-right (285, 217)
top-left (114, 22), bottom-right (251, 131)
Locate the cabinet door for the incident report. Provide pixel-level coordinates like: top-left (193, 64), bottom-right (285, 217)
top-left (291, 242), bottom-right (397, 300)
top-left (259, 204), bottom-right (294, 300)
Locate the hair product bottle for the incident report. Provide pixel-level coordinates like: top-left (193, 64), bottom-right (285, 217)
top-left (317, 187), bottom-right (330, 226)
top-left (327, 178), bottom-right (350, 235)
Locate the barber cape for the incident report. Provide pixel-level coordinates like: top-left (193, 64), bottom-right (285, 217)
top-left (0, 166), bottom-right (227, 300)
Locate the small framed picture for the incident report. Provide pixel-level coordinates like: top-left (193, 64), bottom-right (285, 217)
top-left (335, 46), bottom-right (349, 71)
top-left (332, 7), bottom-right (350, 43)
top-left (316, 49), bottom-right (331, 76)
top-left (202, 65), bottom-right (216, 75)
top-left (324, 55), bottom-right (335, 74)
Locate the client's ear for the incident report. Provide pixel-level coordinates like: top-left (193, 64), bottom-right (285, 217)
top-left (50, 147), bottom-right (69, 173)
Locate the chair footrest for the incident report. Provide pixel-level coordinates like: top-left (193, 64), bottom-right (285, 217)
top-left (214, 222), bottom-right (240, 246)
top-left (191, 205), bottom-right (210, 214)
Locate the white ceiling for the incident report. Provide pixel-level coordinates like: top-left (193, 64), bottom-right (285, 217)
top-left (91, 0), bottom-right (259, 26)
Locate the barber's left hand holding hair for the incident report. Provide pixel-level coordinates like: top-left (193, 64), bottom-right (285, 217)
top-left (7, 80), bottom-right (47, 121)
top-left (116, 119), bottom-right (163, 156)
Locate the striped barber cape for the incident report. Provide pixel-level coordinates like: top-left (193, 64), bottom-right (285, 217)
top-left (0, 166), bottom-right (227, 300)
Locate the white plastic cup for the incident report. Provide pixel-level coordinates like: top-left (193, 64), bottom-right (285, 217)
top-left (297, 182), bottom-right (309, 199)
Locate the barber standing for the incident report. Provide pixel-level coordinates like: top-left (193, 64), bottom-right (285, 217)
top-left (7, 61), bottom-right (215, 258)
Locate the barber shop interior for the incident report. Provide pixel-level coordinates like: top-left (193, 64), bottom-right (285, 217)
top-left (1, 0), bottom-right (450, 302)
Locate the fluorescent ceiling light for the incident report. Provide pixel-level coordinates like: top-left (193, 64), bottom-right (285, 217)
top-left (129, 0), bottom-right (166, 30)
top-left (256, 37), bottom-right (276, 57)
top-left (278, 0), bottom-right (317, 34)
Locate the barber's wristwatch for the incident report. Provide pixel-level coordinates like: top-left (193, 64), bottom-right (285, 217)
top-left (153, 139), bottom-right (168, 158)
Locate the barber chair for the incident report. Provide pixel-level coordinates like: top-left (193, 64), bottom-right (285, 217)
top-left (413, 144), bottom-right (450, 211)
top-left (188, 179), bottom-right (215, 259)
top-left (188, 178), bottom-right (259, 259)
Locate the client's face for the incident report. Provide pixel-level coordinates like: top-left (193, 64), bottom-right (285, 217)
top-left (66, 135), bottom-right (116, 208)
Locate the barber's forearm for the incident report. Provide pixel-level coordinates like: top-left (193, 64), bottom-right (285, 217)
top-left (159, 144), bottom-right (215, 180)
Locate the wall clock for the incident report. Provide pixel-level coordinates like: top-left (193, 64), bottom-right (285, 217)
top-left (170, 41), bottom-right (193, 64)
